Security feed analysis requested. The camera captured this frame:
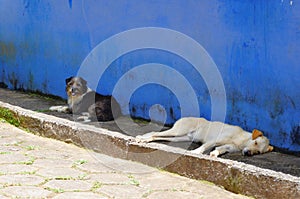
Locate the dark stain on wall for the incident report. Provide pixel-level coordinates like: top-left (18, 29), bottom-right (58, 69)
top-left (1, 67), bottom-right (6, 83)
top-left (169, 107), bottom-right (175, 122)
top-left (268, 96), bottom-right (285, 119)
top-left (42, 79), bottom-right (48, 94)
top-left (68, 0), bottom-right (72, 9)
top-left (291, 125), bottom-right (300, 145)
top-left (28, 71), bottom-right (34, 91)
top-left (0, 82), bottom-right (8, 88)
top-left (0, 41), bottom-right (16, 62)
top-left (131, 106), bottom-right (136, 115)
top-left (8, 72), bottom-right (18, 90)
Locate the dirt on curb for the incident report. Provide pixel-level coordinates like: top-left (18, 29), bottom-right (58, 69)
top-left (0, 88), bottom-right (299, 178)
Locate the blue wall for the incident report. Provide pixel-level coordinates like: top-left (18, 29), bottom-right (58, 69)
top-left (0, 0), bottom-right (299, 152)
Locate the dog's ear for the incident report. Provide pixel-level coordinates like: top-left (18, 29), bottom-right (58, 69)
top-left (65, 77), bottom-right (74, 85)
top-left (268, 145), bottom-right (274, 152)
top-left (252, 129), bottom-right (263, 140)
top-left (79, 77), bottom-right (87, 85)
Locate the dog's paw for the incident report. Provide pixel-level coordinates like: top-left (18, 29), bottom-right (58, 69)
top-left (49, 106), bottom-right (60, 111)
top-left (209, 150), bottom-right (220, 157)
top-left (190, 147), bottom-right (205, 154)
top-left (135, 135), bottom-right (152, 143)
top-left (77, 115), bottom-right (91, 123)
top-left (49, 105), bottom-right (69, 113)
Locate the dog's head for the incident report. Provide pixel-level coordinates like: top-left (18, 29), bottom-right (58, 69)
top-left (65, 76), bottom-right (88, 98)
top-left (242, 129), bottom-right (274, 156)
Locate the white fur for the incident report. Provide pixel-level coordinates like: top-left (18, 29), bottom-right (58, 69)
top-left (136, 117), bottom-right (273, 157)
top-left (49, 105), bottom-right (69, 113)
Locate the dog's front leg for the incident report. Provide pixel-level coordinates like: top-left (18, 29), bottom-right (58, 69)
top-left (191, 142), bottom-right (215, 154)
top-left (77, 112), bottom-right (92, 123)
top-left (210, 144), bottom-right (239, 157)
top-left (136, 132), bottom-right (156, 143)
top-left (49, 105), bottom-right (70, 113)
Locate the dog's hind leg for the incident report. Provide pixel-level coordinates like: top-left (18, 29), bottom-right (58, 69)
top-left (136, 127), bottom-right (192, 143)
top-left (136, 118), bottom-right (198, 143)
top-left (156, 135), bottom-right (192, 142)
top-left (136, 134), bottom-right (192, 143)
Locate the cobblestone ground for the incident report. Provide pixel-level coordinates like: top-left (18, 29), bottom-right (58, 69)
top-left (0, 120), bottom-right (250, 199)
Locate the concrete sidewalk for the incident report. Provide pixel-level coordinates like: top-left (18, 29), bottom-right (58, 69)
top-left (0, 121), bottom-right (249, 199)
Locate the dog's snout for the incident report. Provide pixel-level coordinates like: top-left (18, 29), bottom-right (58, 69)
top-left (242, 149), bottom-right (252, 156)
top-left (71, 87), bottom-right (78, 96)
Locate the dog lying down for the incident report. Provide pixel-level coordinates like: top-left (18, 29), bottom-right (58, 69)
top-left (50, 77), bottom-right (121, 122)
top-left (136, 117), bottom-right (273, 157)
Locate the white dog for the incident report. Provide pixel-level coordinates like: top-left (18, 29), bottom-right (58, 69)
top-left (136, 117), bottom-right (273, 157)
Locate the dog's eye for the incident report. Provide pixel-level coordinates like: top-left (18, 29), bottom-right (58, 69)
top-left (255, 141), bottom-right (258, 145)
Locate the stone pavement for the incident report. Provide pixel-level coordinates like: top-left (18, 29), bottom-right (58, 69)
top-left (0, 120), bottom-right (250, 199)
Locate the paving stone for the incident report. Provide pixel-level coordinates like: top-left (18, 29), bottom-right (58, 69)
top-left (90, 152), bottom-right (157, 174)
top-left (41, 141), bottom-right (80, 153)
top-left (0, 125), bottom-right (23, 137)
top-left (0, 153), bottom-right (31, 164)
top-left (1, 186), bottom-right (53, 198)
top-left (0, 194), bottom-right (9, 199)
top-left (53, 192), bottom-right (107, 199)
top-left (33, 158), bottom-right (73, 168)
top-left (0, 137), bottom-right (25, 146)
top-left (0, 145), bottom-right (23, 152)
top-left (0, 174), bottom-right (45, 186)
top-left (26, 149), bottom-right (72, 160)
top-left (182, 180), bottom-right (250, 199)
top-left (68, 152), bottom-right (104, 164)
top-left (135, 172), bottom-right (189, 190)
top-left (87, 173), bottom-right (131, 184)
top-left (75, 161), bottom-right (116, 173)
top-left (96, 184), bottom-right (146, 199)
top-left (37, 167), bottom-right (86, 179)
top-left (43, 180), bottom-right (92, 192)
top-left (12, 135), bottom-right (39, 143)
top-left (0, 164), bottom-right (37, 174)
top-left (147, 190), bottom-right (203, 199)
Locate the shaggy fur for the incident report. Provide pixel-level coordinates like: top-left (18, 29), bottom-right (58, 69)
top-left (50, 76), bottom-right (121, 122)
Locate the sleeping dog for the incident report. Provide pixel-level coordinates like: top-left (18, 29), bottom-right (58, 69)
top-left (50, 77), bottom-right (121, 122)
top-left (136, 117), bottom-right (273, 157)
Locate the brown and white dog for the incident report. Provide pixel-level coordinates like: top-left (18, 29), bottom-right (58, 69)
top-left (50, 77), bottom-right (121, 122)
top-left (136, 117), bottom-right (273, 157)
